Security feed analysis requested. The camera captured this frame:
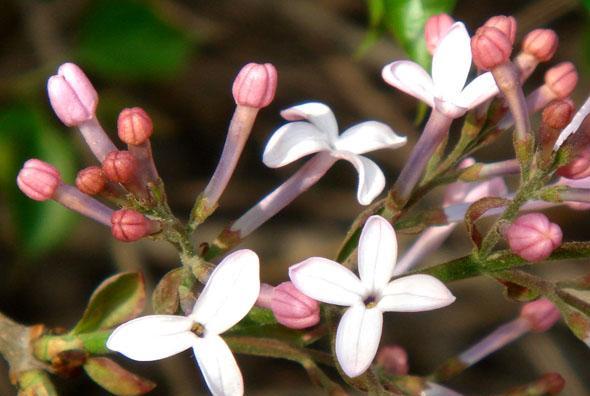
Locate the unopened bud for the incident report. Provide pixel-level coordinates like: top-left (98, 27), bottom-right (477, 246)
top-left (270, 282), bottom-right (320, 329)
top-left (520, 298), bottom-right (560, 333)
top-left (111, 209), bottom-right (159, 242)
top-left (17, 159), bottom-right (61, 201)
top-left (522, 29), bottom-right (558, 62)
top-left (557, 146), bottom-right (590, 179)
top-left (545, 62), bottom-right (578, 99)
top-left (424, 14), bottom-right (454, 55)
top-left (505, 213), bottom-right (562, 262)
top-left (102, 151), bottom-right (138, 183)
top-left (543, 99), bottom-right (575, 130)
top-left (375, 345), bottom-right (409, 376)
top-left (47, 63), bottom-right (98, 127)
top-left (75, 166), bottom-right (107, 195)
top-left (471, 27), bottom-right (513, 70)
top-left (483, 15), bottom-right (517, 44)
top-left (232, 63), bottom-right (277, 109)
top-left (539, 373), bottom-right (566, 394)
top-left (118, 107), bottom-right (153, 145)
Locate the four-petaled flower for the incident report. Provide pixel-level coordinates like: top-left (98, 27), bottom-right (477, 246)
top-left (382, 22), bottom-right (498, 119)
top-left (263, 102), bottom-right (407, 205)
top-left (289, 215), bottom-right (456, 377)
top-left (107, 250), bottom-right (260, 396)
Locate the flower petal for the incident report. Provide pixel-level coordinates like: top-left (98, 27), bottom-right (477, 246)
top-left (193, 334), bottom-right (243, 396)
top-left (333, 121), bottom-right (407, 155)
top-left (106, 315), bottom-right (196, 361)
top-left (378, 274), bottom-right (456, 312)
top-left (262, 122), bottom-right (331, 168)
top-left (332, 152), bottom-right (385, 205)
top-left (280, 102), bottom-right (339, 142)
top-left (381, 61), bottom-right (435, 107)
top-left (432, 22), bottom-right (472, 99)
top-left (190, 249), bottom-right (260, 334)
top-left (554, 96), bottom-right (590, 149)
top-left (335, 304), bottom-right (383, 378)
top-left (289, 257), bottom-right (365, 306)
top-left (455, 72), bottom-right (499, 109)
top-left (357, 215), bottom-right (397, 293)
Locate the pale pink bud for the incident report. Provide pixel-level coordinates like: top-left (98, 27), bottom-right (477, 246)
top-left (111, 209), bottom-right (159, 242)
top-left (424, 13), bottom-right (454, 55)
top-left (520, 298), bottom-right (560, 333)
top-left (75, 166), bottom-right (107, 195)
top-left (117, 107), bottom-right (153, 145)
top-left (375, 345), bottom-right (409, 376)
top-left (522, 29), bottom-right (558, 62)
top-left (232, 63), bottom-right (277, 109)
top-left (102, 151), bottom-right (137, 183)
top-left (17, 159), bottom-right (61, 201)
top-left (505, 213), bottom-right (562, 262)
top-left (270, 282), bottom-right (320, 329)
top-left (47, 63), bottom-right (98, 127)
top-left (545, 62), bottom-right (578, 99)
top-left (483, 15), bottom-right (517, 44)
top-left (557, 146), bottom-right (590, 179)
top-left (471, 27), bottom-right (513, 70)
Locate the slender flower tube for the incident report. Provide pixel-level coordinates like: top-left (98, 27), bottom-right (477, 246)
top-left (17, 159), bottom-right (113, 226)
top-left (289, 216), bottom-right (455, 377)
top-left (504, 213), bottom-right (562, 262)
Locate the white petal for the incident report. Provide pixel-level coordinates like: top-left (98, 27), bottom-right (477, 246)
top-left (378, 274), bottom-right (455, 312)
top-left (262, 122), bottom-right (331, 168)
top-left (382, 61), bottom-right (435, 107)
top-left (106, 315), bottom-right (196, 361)
top-left (357, 215), bottom-right (397, 293)
top-left (455, 72), bottom-right (499, 109)
top-left (193, 334), bottom-right (243, 396)
top-left (333, 121), bottom-right (407, 155)
top-left (289, 257), bottom-right (365, 306)
top-left (332, 152), bottom-right (385, 205)
top-left (554, 96), bottom-right (590, 150)
top-left (190, 249), bottom-right (260, 334)
top-left (280, 102), bottom-right (339, 142)
top-left (432, 22), bottom-right (472, 99)
top-left (335, 304), bottom-right (383, 378)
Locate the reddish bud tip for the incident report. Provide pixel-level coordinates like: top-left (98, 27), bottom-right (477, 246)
top-left (270, 282), bottom-right (320, 329)
top-left (17, 159), bottom-right (61, 201)
top-left (545, 62), bottom-right (578, 99)
top-left (75, 166), bottom-right (107, 196)
top-left (483, 15), bottom-right (517, 44)
top-left (505, 213), bottom-right (562, 262)
top-left (522, 29), bottom-right (558, 62)
top-left (471, 27), bottom-right (513, 70)
top-left (424, 13), bottom-right (454, 55)
top-left (102, 151), bottom-right (137, 183)
top-left (539, 373), bottom-right (566, 394)
top-left (117, 107), bottom-right (153, 145)
top-left (542, 99), bottom-right (575, 130)
top-left (557, 146), bottom-right (590, 179)
top-left (111, 209), bottom-right (157, 242)
top-left (232, 63), bottom-right (277, 109)
top-left (520, 298), bottom-right (561, 332)
top-left (376, 345), bottom-right (409, 376)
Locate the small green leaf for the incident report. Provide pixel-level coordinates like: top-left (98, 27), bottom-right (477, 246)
top-left (152, 268), bottom-right (183, 314)
top-left (84, 357), bottom-right (155, 395)
top-left (499, 279), bottom-right (539, 302)
top-left (72, 272), bottom-right (146, 334)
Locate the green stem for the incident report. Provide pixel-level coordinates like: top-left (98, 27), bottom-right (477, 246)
top-left (33, 331), bottom-right (111, 362)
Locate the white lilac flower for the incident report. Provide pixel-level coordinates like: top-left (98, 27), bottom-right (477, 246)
top-left (263, 102), bottom-right (406, 205)
top-left (382, 22), bottom-right (498, 119)
top-left (553, 96), bottom-right (590, 150)
top-left (106, 250), bottom-right (260, 396)
top-left (289, 215), bottom-right (455, 377)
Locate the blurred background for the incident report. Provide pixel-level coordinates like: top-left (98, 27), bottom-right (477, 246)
top-left (1, 0), bottom-right (590, 394)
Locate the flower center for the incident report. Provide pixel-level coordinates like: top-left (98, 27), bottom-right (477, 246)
top-left (364, 295), bottom-right (378, 309)
top-left (191, 322), bottom-right (206, 337)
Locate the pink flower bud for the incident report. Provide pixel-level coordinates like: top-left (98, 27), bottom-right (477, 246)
top-left (270, 282), bottom-right (320, 329)
top-left (111, 209), bottom-right (158, 242)
top-left (424, 13), bottom-right (454, 55)
top-left (557, 146), bottom-right (590, 179)
top-left (542, 99), bottom-right (575, 130)
top-left (483, 15), bottom-right (517, 44)
top-left (47, 63), bottom-right (98, 127)
top-left (520, 298), bottom-right (560, 333)
top-left (75, 166), bottom-right (107, 195)
top-left (522, 29), bottom-right (558, 62)
top-left (232, 63), bottom-right (277, 109)
top-left (545, 62), bottom-right (578, 99)
top-left (17, 159), bottom-right (61, 201)
top-left (471, 27), bottom-right (513, 70)
top-left (117, 107), bottom-right (153, 145)
top-left (505, 213), bottom-right (562, 262)
top-left (539, 373), bottom-right (566, 394)
top-left (375, 345), bottom-right (409, 376)
top-left (102, 151), bottom-right (138, 183)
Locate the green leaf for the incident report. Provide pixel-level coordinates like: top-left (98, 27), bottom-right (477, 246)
top-left (77, 0), bottom-right (194, 80)
top-left (84, 357), bottom-right (155, 395)
top-left (581, 0), bottom-right (590, 12)
top-left (72, 272), bottom-right (146, 334)
top-left (152, 268), bottom-right (183, 314)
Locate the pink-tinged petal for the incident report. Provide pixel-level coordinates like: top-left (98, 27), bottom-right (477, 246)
top-left (357, 215), bottom-right (398, 293)
top-left (554, 96), bottom-right (590, 150)
top-left (190, 250), bottom-right (260, 334)
top-left (432, 22), bottom-right (472, 99)
top-left (334, 121), bottom-right (407, 155)
top-left (463, 177), bottom-right (508, 202)
top-left (280, 102), bottom-right (339, 142)
top-left (335, 304), bottom-right (383, 378)
top-left (455, 72), bottom-right (499, 109)
top-left (332, 152), bottom-right (385, 205)
top-left (106, 315), bottom-right (196, 361)
top-left (289, 258), bottom-right (365, 306)
top-left (193, 334), bottom-right (243, 396)
top-left (262, 122), bottom-right (331, 168)
top-left (382, 61), bottom-right (435, 107)
top-left (378, 274), bottom-right (455, 312)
